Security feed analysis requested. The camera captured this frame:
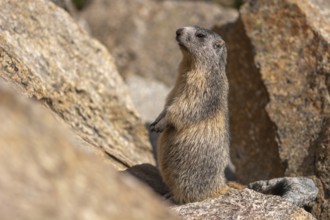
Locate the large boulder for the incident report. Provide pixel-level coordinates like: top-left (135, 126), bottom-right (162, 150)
top-left (174, 189), bottom-right (316, 220)
top-left (0, 0), bottom-right (154, 169)
top-left (80, 0), bottom-right (238, 86)
top-left (215, 0), bottom-right (329, 218)
top-left (0, 82), bottom-right (178, 220)
top-left (214, 18), bottom-right (286, 183)
top-left (240, 0), bottom-right (329, 177)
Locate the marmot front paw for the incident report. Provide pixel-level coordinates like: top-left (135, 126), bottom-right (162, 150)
top-left (150, 118), bottom-right (167, 132)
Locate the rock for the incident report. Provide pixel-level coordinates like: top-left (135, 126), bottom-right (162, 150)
top-left (155, 0), bottom-right (240, 8)
top-left (48, 0), bottom-right (91, 32)
top-left (0, 81), bottom-right (179, 220)
top-left (240, 0), bottom-right (330, 177)
top-left (173, 189), bottom-right (316, 220)
top-left (122, 165), bottom-right (315, 219)
top-left (80, 0), bottom-right (238, 86)
top-left (240, 0), bottom-right (329, 218)
top-left (126, 75), bottom-right (170, 123)
top-left (214, 19), bottom-right (285, 183)
top-left (0, 0), bottom-right (154, 169)
top-left (312, 118), bottom-right (330, 219)
top-left (215, 0), bottom-right (329, 218)
top-left (123, 163), bottom-right (170, 196)
top-left (50, 0), bottom-right (76, 13)
top-left (248, 177), bottom-right (319, 207)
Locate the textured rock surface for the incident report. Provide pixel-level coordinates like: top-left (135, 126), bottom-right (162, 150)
top-left (216, 0), bottom-right (329, 218)
top-left (48, 0), bottom-right (90, 32)
top-left (0, 0), bottom-right (154, 169)
top-left (249, 177), bottom-right (319, 207)
top-left (312, 118), bottom-right (330, 219)
top-left (173, 189), bottom-right (316, 220)
top-left (241, 0), bottom-right (330, 178)
top-left (214, 19), bottom-right (285, 183)
top-left (240, 0), bottom-right (329, 219)
top-left (155, 0), bottom-right (239, 8)
top-left (0, 82), bottom-right (178, 220)
top-left (80, 0), bottom-right (238, 86)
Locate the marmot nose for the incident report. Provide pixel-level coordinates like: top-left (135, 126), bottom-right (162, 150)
top-left (176, 28), bottom-right (184, 37)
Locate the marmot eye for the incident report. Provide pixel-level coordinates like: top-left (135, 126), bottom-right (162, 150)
top-left (196, 33), bottom-right (206, 38)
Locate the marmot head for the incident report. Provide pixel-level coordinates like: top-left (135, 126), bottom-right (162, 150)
top-left (176, 26), bottom-right (227, 66)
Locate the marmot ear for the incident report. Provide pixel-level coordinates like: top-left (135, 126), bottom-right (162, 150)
top-left (213, 39), bottom-right (225, 49)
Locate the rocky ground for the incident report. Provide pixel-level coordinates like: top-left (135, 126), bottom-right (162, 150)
top-left (0, 0), bottom-right (328, 219)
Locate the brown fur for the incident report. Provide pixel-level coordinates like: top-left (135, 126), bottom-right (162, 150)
top-left (151, 26), bottom-right (231, 203)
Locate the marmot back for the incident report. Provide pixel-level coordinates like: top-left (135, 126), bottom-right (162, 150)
top-left (150, 26), bottom-right (229, 204)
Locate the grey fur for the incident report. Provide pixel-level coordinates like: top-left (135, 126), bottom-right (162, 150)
top-left (150, 26), bottom-right (229, 204)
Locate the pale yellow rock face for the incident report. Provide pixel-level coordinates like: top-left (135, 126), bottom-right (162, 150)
top-left (0, 0), bottom-right (154, 168)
